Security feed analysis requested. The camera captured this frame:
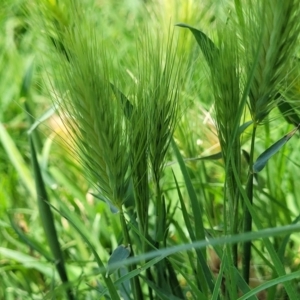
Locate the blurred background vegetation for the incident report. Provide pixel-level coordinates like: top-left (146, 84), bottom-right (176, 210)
top-left (1, 0), bottom-right (300, 299)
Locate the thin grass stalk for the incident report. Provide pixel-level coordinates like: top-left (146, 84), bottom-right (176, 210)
top-left (230, 159), bottom-right (298, 298)
top-left (29, 137), bottom-right (74, 300)
top-left (238, 0), bottom-right (300, 287)
top-left (209, 28), bottom-right (242, 273)
top-left (130, 108), bottom-right (154, 298)
top-left (119, 208), bottom-right (143, 299)
top-left (172, 139), bottom-right (214, 296)
top-left (242, 124), bottom-right (256, 283)
top-left (51, 198), bottom-right (121, 299)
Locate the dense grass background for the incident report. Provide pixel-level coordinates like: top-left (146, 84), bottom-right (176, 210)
top-left (1, 1), bottom-right (300, 299)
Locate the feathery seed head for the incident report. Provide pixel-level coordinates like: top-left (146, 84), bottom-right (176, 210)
top-left (244, 0), bottom-right (300, 123)
top-left (44, 3), bottom-right (131, 209)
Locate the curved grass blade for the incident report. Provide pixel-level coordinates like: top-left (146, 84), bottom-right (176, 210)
top-left (253, 125), bottom-right (299, 173)
top-left (238, 270), bottom-right (300, 300)
top-left (27, 104), bottom-right (58, 135)
top-left (176, 23), bottom-right (219, 69)
top-left (239, 120), bottom-right (253, 134)
top-left (277, 215), bottom-right (300, 262)
top-left (99, 223), bottom-right (300, 275)
top-left (98, 256), bottom-right (163, 297)
top-left (0, 247), bottom-right (58, 277)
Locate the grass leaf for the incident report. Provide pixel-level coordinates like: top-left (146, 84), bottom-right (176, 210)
top-left (253, 125), bottom-right (299, 173)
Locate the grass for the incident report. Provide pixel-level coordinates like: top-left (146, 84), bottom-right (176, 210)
top-left (1, 0), bottom-right (300, 299)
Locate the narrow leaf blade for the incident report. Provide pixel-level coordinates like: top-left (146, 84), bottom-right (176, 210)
top-left (253, 126), bottom-right (299, 173)
top-left (176, 23), bottom-right (218, 68)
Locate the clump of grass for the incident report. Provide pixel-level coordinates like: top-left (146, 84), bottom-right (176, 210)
top-left (179, 0), bottom-right (300, 298)
top-left (36, 0), bottom-right (184, 298)
top-left (3, 0), bottom-right (300, 299)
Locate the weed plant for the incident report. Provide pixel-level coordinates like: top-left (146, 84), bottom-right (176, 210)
top-left (1, 0), bottom-right (300, 299)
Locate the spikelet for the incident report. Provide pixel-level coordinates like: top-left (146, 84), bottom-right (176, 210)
top-left (243, 0), bottom-right (300, 123)
top-left (43, 1), bottom-right (131, 209)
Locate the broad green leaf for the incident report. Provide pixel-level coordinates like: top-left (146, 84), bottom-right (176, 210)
top-left (253, 126), bottom-right (299, 173)
top-left (106, 244), bottom-right (131, 277)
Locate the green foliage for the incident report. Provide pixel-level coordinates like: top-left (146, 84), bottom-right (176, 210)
top-left (1, 0), bottom-right (300, 299)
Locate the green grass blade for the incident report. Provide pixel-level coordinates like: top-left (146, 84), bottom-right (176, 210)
top-left (277, 214), bottom-right (300, 261)
top-left (0, 247), bottom-right (58, 277)
top-left (171, 139), bottom-right (215, 295)
top-left (277, 100), bottom-right (300, 127)
top-left (253, 125), bottom-right (299, 173)
top-left (8, 213), bottom-right (53, 261)
top-left (171, 138), bottom-right (205, 240)
top-left (231, 161), bottom-right (299, 298)
top-left (20, 59), bottom-right (34, 99)
top-left (27, 104), bottom-right (58, 135)
top-left (50, 198), bottom-right (121, 300)
top-left (30, 136), bottom-right (74, 300)
top-left (0, 123), bottom-right (35, 197)
top-left (101, 223), bottom-right (300, 273)
top-left (176, 23), bottom-right (218, 69)
top-left (238, 270), bottom-right (300, 300)
top-left (98, 256), bottom-right (163, 297)
top-left (110, 83), bottom-right (133, 119)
